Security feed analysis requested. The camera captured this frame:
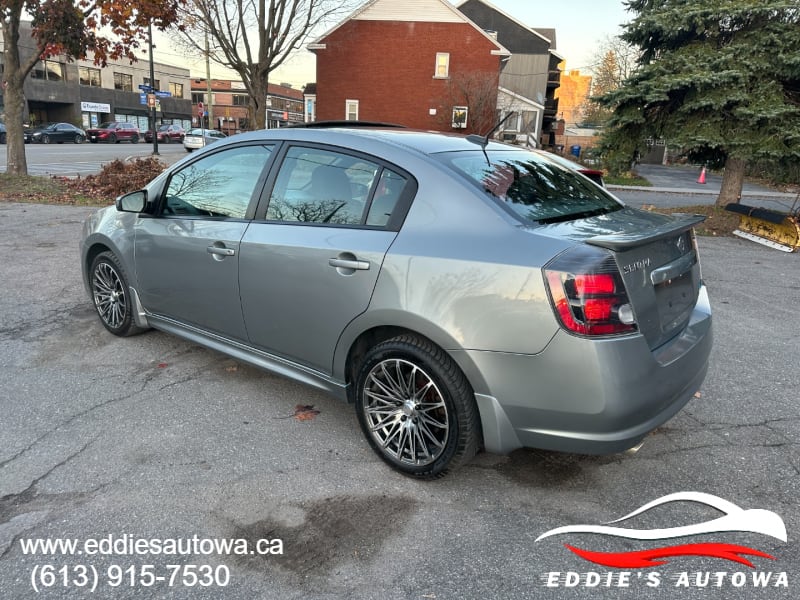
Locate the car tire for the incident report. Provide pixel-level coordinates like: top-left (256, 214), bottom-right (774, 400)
top-left (163, 135), bottom-right (170, 144)
top-left (109, 133), bottom-right (117, 144)
top-left (131, 135), bottom-right (139, 144)
top-left (185, 147), bottom-right (193, 153)
top-left (42, 134), bottom-right (51, 144)
top-left (0, 133), bottom-right (5, 144)
top-left (90, 251), bottom-right (145, 337)
top-left (355, 334), bottom-right (480, 478)
top-left (74, 134), bottom-right (84, 144)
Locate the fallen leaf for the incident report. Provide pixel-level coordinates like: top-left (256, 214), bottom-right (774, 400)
top-left (225, 364), bottom-right (239, 372)
top-left (293, 404), bottom-right (321, 421)
top-left (694, 391), bottom-right (702, 398)
top-left (157, 362), bottom-right (168, 369)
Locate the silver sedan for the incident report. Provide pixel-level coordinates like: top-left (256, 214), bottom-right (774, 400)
top-left (80, 126), bottom-right (712, 478)
top-left (183, 127), bottom-right (227, 152)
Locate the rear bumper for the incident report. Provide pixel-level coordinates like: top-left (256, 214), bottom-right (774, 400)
top-left (460, 285), bottom-right (712, 455)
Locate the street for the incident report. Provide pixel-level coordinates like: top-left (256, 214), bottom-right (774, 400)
top-left (0, 202), bottom-right (798, 599)
top-left (0, 141), bottom-right (188, 177)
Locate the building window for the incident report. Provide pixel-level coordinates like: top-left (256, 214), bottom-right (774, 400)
top-left (435, 53), bottom-right (449, 78)
top-left (346, 99), bottom-right (359, 121)
top-left (31, 60), bottom-right (65, 82)
top-left (114, 72), bottom-right (133, 92)
top-left (143, 77), bottom-right (160, 90)
top-left (169, 82), bottom-right (184, 98)
top-left (233, 94), bottom-right (249, 106)
top-left (79, 66), bottom-right (101, 87)
top-left (191, 93), bottom-right (208, 105)
top-left (452, 106), bottom-right (468, 129)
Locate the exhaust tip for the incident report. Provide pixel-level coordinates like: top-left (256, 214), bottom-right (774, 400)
top-left (624, 440), bottom-right (645, 456)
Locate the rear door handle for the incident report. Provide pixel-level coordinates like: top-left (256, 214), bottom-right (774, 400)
top-left (207, 245), bottom-right (236, 257)
top-left (328, 258), bottom-right (370, 270)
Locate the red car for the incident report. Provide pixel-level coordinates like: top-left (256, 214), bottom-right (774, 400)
top-left (86, 122), bottom-right (140, 144)
top-left (144, 124), bottom-right (185, 144)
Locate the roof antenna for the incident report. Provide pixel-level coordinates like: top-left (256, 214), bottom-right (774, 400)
top-left (467, 111), bottom-right (515, 164)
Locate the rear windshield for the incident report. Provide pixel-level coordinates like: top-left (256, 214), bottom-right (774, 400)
top-left (436, 150), bottom-right (622, 224)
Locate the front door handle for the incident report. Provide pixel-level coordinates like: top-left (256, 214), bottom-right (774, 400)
top-left (328, 258), bottom-right (370, 270)
top-left (207, 245), bottom-right (235, 257)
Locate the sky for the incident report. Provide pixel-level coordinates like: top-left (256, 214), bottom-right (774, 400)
top-left (155, 0), bottom-right (633, 88)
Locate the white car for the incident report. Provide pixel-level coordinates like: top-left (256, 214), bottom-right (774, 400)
top-left (183, 128), bottom-right (227, 152)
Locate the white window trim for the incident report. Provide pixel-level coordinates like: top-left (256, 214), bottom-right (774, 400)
top-left (452, 106), bottom-right (468, 129)
top-left (434, 52), bottom-right (450, 79)
top-left (345, 99), bottom-right (359, 121)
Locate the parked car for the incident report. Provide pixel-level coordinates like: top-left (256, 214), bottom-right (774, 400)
top-left (80, 125), bottom-right (712, 478)
top-left (144, 124), bottom-right (185, 144)
top-left (533, 149), bottom-right (606, 187)
top-left (183, 128), bottom-right (226, 152)
top-left (86, 122), bottom-right (140, 144)
top-left (0, 123), bottom-right (5, 144)
top-left (25, 122), bottom-right (86, 144)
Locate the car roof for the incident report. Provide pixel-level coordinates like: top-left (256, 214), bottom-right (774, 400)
top-left (231, 126), bottom-right (527, 157)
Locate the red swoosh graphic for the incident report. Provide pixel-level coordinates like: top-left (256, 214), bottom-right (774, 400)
top-left (565, 543), bottom-right (775, 569)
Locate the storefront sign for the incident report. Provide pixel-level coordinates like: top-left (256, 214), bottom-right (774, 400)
top-left (80, 101), bottom-right (111, 113)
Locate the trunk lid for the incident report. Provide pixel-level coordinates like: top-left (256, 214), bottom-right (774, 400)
top-left (537, 208), bottom-right (704, 349)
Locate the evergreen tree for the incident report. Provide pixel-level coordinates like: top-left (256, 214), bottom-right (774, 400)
top-left (598, 0), bottom-right (800, 204)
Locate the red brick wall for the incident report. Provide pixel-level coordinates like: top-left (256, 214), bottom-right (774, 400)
top-left (315, 20), bottom-right (501, 134)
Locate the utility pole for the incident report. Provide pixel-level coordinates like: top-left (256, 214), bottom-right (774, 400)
top-left (148, 23), bottom-right (159, 156)
top-left (205, 30), bottom-right (213, 130)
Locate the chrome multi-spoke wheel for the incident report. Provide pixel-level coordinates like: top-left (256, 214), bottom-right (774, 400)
top-left (363, 358), bottom-right (449, 467)
top-left (356, 335), bottom-right (480, 478)
top-left (89, 252), bottom-right (142, 337)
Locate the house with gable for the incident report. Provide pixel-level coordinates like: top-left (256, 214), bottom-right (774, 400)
top-left (457, 0), bottom-right (563, 148)
top-left (308, 0), bottom-right (510, 134)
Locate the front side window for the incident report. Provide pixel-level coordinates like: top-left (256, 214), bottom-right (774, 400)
top-left (435, 53), bottom-right (450, 78)
top-left (114, 72), bottom-right (133, 92)
top-left (162, 145), bottom-right (274, 219)
top-left (345, 100), bottom-right (359, 121)
top-left (267, 146), bottom-right (381, 226)
top-left (438, 150), bottom-right (622, 224)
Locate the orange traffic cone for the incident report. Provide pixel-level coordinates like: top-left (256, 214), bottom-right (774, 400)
top-left (697, 166), bottom-right (707, 184)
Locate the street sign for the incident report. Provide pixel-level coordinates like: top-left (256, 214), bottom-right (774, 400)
top-left (155, 91), bottom-right (171, 98)
top-left (139, 93), bottom-right (148, 105)
top-left (147, 93), bottom-right (156, 108)
top-left (138, 84), bottom-right (153, 92)
top-left (197, 102), bottom-right (204, 118)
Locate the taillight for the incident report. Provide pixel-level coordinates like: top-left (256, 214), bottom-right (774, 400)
top-left (544, 246), bottom-right (637, 337)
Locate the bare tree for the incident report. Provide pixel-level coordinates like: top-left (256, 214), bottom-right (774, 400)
top-left (180, 0), bottom-right (345, 130)
top-left (580, 35), bottom-right (640, 126)
top-left (436, 71), bottom-right (500, 135)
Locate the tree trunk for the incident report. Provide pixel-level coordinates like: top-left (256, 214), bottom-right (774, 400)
top-left (716, 156), bottom-right (746, 207)
top-left (3, 79), bottom-right (29, 176)
top-left (2, 14), bottom-right (31, 176)
top-left (250, 72), bottom-right (268, 130)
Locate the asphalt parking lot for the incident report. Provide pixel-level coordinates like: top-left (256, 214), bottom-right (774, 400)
top-left (0, 202), bottom-right (798, 599)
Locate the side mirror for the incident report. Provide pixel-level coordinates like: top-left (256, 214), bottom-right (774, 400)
top-left (116, 190), bottom-right (147, 213)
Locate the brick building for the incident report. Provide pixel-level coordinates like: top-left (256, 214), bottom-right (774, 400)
top-left (309, 0), bottom-right (509, 134)
top-left (189, 80), bottom-right (304, 134)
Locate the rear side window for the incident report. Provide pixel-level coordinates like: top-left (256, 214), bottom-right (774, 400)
top-left (438, 150), bottom-right (621, 224)
top-left (267, 147), bottom-right (382, 225)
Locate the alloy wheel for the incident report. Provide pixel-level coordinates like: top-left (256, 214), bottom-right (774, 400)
top-left (92, 261), bottom-right (127, 330)
top-left (362, 358), bottom-right (449, 467)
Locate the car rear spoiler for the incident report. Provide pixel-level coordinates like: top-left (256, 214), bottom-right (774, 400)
top-left (586, 214), bottom-right (706, 251)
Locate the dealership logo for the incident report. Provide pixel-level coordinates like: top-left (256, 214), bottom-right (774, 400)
top-left (536, 492), bottom-right (786, 569)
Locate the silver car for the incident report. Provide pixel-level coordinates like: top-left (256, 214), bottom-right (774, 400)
top-left (80, 126), bottom-right (712, 478)
top-left (183, 127), bottom-right (227, 152)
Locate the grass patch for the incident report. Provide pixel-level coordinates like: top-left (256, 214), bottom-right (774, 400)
top-left (604, 174), bottom-right (652, 187)
top-left (639, 204), bottom-right (741, 237)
